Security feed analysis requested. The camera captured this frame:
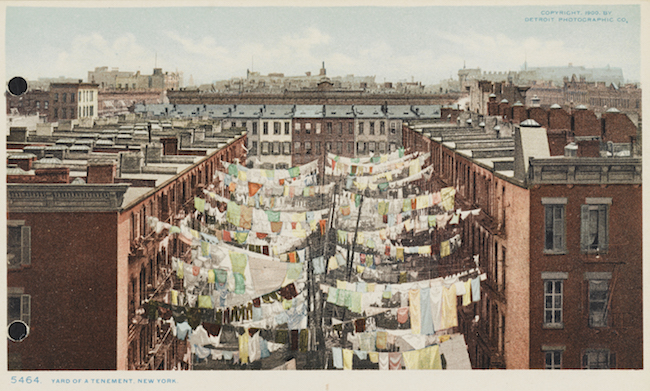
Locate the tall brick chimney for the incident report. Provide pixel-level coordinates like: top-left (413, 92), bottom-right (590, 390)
top-left (160, 137), bottom-right (178, 155)
top-left (86, 161), bottom-right (116, 184)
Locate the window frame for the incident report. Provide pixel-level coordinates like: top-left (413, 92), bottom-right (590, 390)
top-left (542, 198), bottom-right (567, 254)
top-left (7, 221), bottom-right (31, 269)
top-left (586, 272), bottom-right (612, 328)
top-left (582, 349), bottom-right (615, 369)
top-left (580, 198), bottom-right (611, 253)
top-left (542, 346), bottom-right (565, 369)
top-left (541, 272), bottom-right (568, 328)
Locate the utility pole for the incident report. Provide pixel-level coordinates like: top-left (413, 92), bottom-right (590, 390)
top-left (346, 191), bottom-right (364, 282)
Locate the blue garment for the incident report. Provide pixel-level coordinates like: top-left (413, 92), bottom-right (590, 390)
top-left (313, 256), bottom-right (326, 275)
top-left (252, 305), bottom-right (263, 322)
top-left (275, 311), bottom-right (289, 326)
top-left (260, 338), bottom-right (270, 358)
top-left (176, 321), bottom-right (192, 340)
top-left (472, 277), bottom-right (481, 302)
top-left (420, 287), bottom-right (435, 335)
top-left (357, 282), bottom-right (367, 292)
top-left (287, 303), bottom-right (307, 330)
top-left (346, 177), bottom-right (353, 190)
top-left (336, 253), bottom-right (347, 267)
top-left (388, 214), bottom-right (396, 227)
top-left (332, 347), bottom-right (343, 369)
top-left (354, 350), bottom-right (368, 360)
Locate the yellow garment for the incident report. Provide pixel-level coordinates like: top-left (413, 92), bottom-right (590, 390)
top-left (440, 241), bottom-right (451, 257)
top-left (441, 285), bottom-right (458, 329)
top-left (292, 230), bottom-right (307, 238)
top-left (284, 186), bottom-right (290, 197)
top-left (355, 181), bottom-right (368, 191)
top-left (368, 352), bottom-right (379, 363)
top-left (337, 280), bottom-right (347, 290)
top-left (208, 269), bottom-right (215, 283)
top-left (282, 299), bottom-right (292, 310)
top-left (177, 263), bottom-right (184, 279)
top-left (291, 212), bottom-right (306, 222)
top-left (409, 289), bottom-right (421, 335)
top-left (310, 219), bottom-right (318, 232)
top-left (402, 345), bottom-right (441, 370)
top-left (198, 295), bottom-right (212, 309)
top-left (438, 335), bottom-right (451, 343)
top-left (356, 232), bottom-right (365, 245)
top-left (418, 246), bottom-right (431, 255)
top-left (417, 195), bottom-right (429, 209)
top-left (396, 247), bottom-right (404, 261)
top-left (379, 229), bottom-right (387, 241)
top-left (380, 155), bottom-right (388, 163)
top-left (404, 219), bottom-right (412, 232)
top-left (239, 331), bottom-right (250, 364)
top-left (356, 265), bottom-right (366, 274)
top-left (440, 187), bottom-right (456, 211)
top-left (171, 289), bottom-right (179, 305)
top-left (190, 229), bottom-right (200, 239)
top-left (409, 159), bottom-right (420, 177)
top-left (463, 279), bottom-right (472, 306)
top-left (368, 182), bottom-right (378, 191)
top-left (367, 283), bottom-right (376, 292)
top-left (238, 170), bottom-right (247, 182)
top-left (343, 349), bottom-right (354, 370)
top-left (328, 256), bottom-right (339, 271)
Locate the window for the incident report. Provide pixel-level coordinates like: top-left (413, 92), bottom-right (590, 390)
top-left (326, 142), bottom-right (332, 151)
top-left (380, 121), bottom-right (386, 135)
top-left (252, 122), bottom-right (258, 135)
top-left (338, 123), bottom-right (343, 135)
top-left (305, 142), bottom-right (312, 154)
top-left (348, 123), bottom-right (354, 134)
top-left (261, 142), bottom-right (270, 155)
top-left (294, 142), bottom-right (301, 154)
top-left (8, 290), bottom-right (30, 326)
top-left (379, 142), bottom-right (386, 153)
top-left (543, 199), bottom-right (567, 253)
top-left (369, 122), bottom-right (375, 135)
top-left (70, 108), bottom-right (74, 118)
top-left (62, 108), bottom-right (67, 119)
top-left (357, 142), bottom-right (367, 153)
top-left (305, 123), bottom-right (311, 134)
top-left (44, 101), bottom-right (48, 109)
top-left (336, 141), bottom-right (342, 154)
top-left (89, 91), bottom-right (93, 100)
top-left (273, 122), bottom-right (280, 135)
top-left (54, 108), bottom-right (58, 118)
top-left (358, 121), bottom-right (364, 134)
top-left (284, 122), bottom-right (290, 135)
top-left (390, 143), bottom-right (396, 152)
top-left (582, 349), bottom-right (615, 369)
top-left (581, 199), bottom-right (610, 252)
top-left (295, 122), bottom-right (301, 132)
top-left (544, 279), bottom-right (563, 327)
top-left (283, 142), bottom-right (291, 155)
top-left (62, 93), bottom-right (67, 103)
top-left (263, 122), bottom-right (269, 135)
top-left (70, 92), bottom-right (75, 103)
top-left (7, 222), bottom-right (30, 269)
top-left (35, 101), bottom-right (40, 109)
top-left (54, 93), bottom-right (59, 102)
top-left (79, 91), bottom-right (82, 101)
top-left (327, 122), bottom-right (332, 134)
top-left (89, 106), bottom-right (93, 116)
top-left (544, 350), bottom-right (563, 369)
top-left (250, 141), bottom-right (258, 155)
top-left (272, 141), bottom-right (281, 155)
top-left (390, 122), bottom-right (397, 134)
top-left (587, 274), bottom-right (611, 327)
top-left (369, 141), bottom-right (376, 152)
top-left (315, 142), bottom-right (321, 154)
top-left (316, 123), bottom-right (321, 134)
top-left (347, 142), bottom-right (353, 153)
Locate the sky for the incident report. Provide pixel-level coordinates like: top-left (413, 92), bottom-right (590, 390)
top-left (4, 4), bottom-right (642, 86)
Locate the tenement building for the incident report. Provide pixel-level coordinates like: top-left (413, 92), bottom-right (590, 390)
top-left (402, 114), bottom-right (642, 369)
top-left (6, 118), bottom-right (247, 370)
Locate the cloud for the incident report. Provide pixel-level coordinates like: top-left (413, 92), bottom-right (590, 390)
top-left (52, 33), bottom-right (155, 79)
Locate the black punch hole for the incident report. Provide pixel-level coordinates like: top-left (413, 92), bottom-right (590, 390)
top-left (8, 76), bottom-right (28, 96)
top-left (7, 320), bottom-right (29, 342)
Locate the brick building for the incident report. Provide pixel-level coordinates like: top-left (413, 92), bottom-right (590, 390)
top-left (7, 119), bottom-right (247, 370)
top-left (402, 118), bottom-right (642, 369)
top-left (48, 82), bottom-right (99, 122)
top-left (5, 89), bottom-right (50, 117)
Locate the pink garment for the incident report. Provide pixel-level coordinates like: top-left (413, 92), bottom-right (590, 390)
top-left (397, 307), bottom-right (409, 324)
top-left (388, 352), bottom-right (403, 370)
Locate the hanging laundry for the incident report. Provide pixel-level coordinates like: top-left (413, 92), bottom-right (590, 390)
top-left (409, 289), bottom-right (422, 334)
top-left (343, 349), bottom-right (354, 370)
top-left (441, 284), bottom-right (458, 330)
top-left (471, 277), bottom-right (481, 302)
top-left (388, 352), bottom-right (403, 370)
top-left (463, 279), bottom-right (472, 306)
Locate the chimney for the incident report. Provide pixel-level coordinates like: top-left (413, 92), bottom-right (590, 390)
top-left (35, 166), bottom-right (70, 183)
top-left (160, 137), bottom-right (178, 155)
top-left (7, 153), bottom-right (37, 171)
top-left (86, 161), bottom-right (116, 184)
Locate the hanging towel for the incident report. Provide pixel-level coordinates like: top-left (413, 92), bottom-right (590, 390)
top-left (471, 277), bottom-right (481, 302)
top-left (440, 284), bottom-right (458, 330)
top-left (388, 352), bottom-right (403, 370)
top-left (343, 349), bottom-right (354, 370)
top-left (420, 287), bottom-right (434, 335)
top-left (409, 289), bottom-right (422, 334)
top-left (463, 279), bottom-right (472, 306)
top-left (397, 307), bottom-right (409, 324)
top-left (378, 353), bottom-right (389, 370)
